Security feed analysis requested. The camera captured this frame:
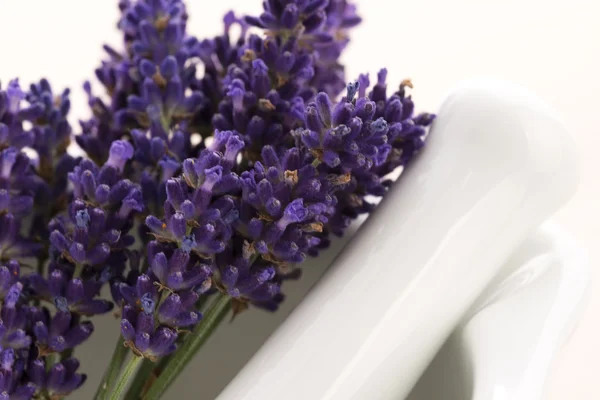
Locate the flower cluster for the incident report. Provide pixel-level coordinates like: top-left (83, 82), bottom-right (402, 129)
top-left (133, 0), bottom-right (433, 318)
top-left (0, 0), bottom-right (434, 397)
top-left (118, 245), bottom-right (211, 360)
top-left (0, 80), bottom-right (88, 399)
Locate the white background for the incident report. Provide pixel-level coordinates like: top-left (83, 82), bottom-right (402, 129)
top-left (0, 0), bottom-right (598, 399)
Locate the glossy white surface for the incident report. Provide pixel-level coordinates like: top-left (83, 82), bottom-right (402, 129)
top-left (407, 222), bottom-right (589, 400)
top-left (217, 78), bottom-right (578, 400)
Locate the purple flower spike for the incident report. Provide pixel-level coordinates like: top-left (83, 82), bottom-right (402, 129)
top-left (0, 148), bottom-right (37, 220)
top-left (239, 146), bottom-right (333, 264)
top-left (106, 140), bottom-right (134, 172)
top-left (214, 254), bottom-right (283, 311)
top-left (31, 358), bottom-right (87, 398)
top-left (150, 247), bottom-right (212, 292)
top-left (0, 0), bottom-right (437, 396)
top-left (277, 199), bottom-right (309, 230)
top-left (0, 348), bottom-right (36, 400)
top-left (345, 80), bottom-right (360, 102)
top-left (245, 0), bottom-right (329, 36)
top-left (0, 80), bottom-right (35, 150)
top-left (0, 260), bottom-right (20, 299)
top-left (300, 87), bottom-right (396, 173)
top-left (75, 209), bottom-right (90, 228)
top-left (54, 0), bottom-right (435, 378)
top-left (180, 234), bottom-right (196, 254)
top-left (49, 203), bottom-right (121, 268)
top-left (28, 269), bottom-right (113, 317)
top-left (0, 213), bottom-right (41, 259)
top-left (25, 79), bottom-right (74, 185)
top-left (30, 308), bottom-right (94, 353)
top-left (0, 283), bottom-right (32, 350)
top-left (57, 155), bottom-right (142, 281)
top-left (119, 271), bottom-right (202, 360)
top-left (157, 292), bottom-right (201, 327)
top-left (148, 327), bottom-right (178, 358)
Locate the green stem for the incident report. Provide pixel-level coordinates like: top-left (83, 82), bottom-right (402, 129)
top-left (73, 262), bottom-right (84, 279)
top-left (143, 293), bottom-right (231, 400)
top-left (126, 353), bottom-right (173, 399)
top-left (195, 293), bottom-right (210, 312)
top-left (109, 355), bottom-right (143, 400)
top-left (45, 353), bottom-right (56, 372)
top-left (60, 348), bottom-right (74, 361)
top-left (37, 255), bottom-right (46, 275)
top-left (123, 358), bottom-right (155, 400)
top-left (153, 355), bottom-right (172, 377)
top-left (94, 336), bottom-right (128, 400)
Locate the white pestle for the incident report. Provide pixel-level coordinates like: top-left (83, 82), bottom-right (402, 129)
top-left (216, 77), bottom-right (578, 400)
top-left (406, 221), bottom-right (590, 400)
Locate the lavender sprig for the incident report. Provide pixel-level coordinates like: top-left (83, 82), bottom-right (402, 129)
top-left (0, 79), bottom-right (94, 400)
top-left (0, 0), bottom-right (435, 398)
top-left (142, 0), bottom-right (433, 398)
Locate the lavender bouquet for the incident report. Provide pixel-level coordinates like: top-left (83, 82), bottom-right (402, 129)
top-left (0, 0), bottom-right (433, 399)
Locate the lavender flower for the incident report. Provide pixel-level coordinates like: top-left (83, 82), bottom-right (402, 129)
top-left (0, 0), bottom-right (436, 397)
top-left (244, 0), bottom-right (331, 41)
top-left (67, 153), bottom-right (143, 221)
top-left (0, 80), bottom-right (34, 150)
top-left (238, 145), bottom-right (334, 264)
top-left (30, 307), bottom-right (94, 354)
top-left (130, 128), bottom-right (186, 180)
top-left (214, 251), bottom-right (283, 312)
top-left (28, 358), bottom-right (87, 398)
top-left (193, 12), bottom-right (248, 134)
top-left (148, 245), bottom-right (212, 293)
top-left (77, 83), bottom-right (128, 164)
top-left (0, 260), bottom-right (20, 299)
top-left (79, 0), bottom-right (204, 164)
top-left (310, 0), bottom-right (362, 96)
top-left (28, 268), bottom-right (113, 316)
top-left (50, 151), bottom-right (144, 308)
top-left (244, 0), bottom-right (361, 99)
top-left (26, 79), bottom-right (72, 171)
top-left (119, 273), bottom-right (203, 360)
top-left (300, 87), bottom-right (392, 171)
top-left (0, 262), bottom-right (92, 400)
top-left (118, 0), bottom-right (199, 68)
top-left (115, 56), bottom-right (206, 137)
top-left (0, 148), bottom-right (35, 218)
top-left (0, 349), bottom-right (36, 400)
top-left (0, 71), bottom-right (95, 399)
top-left (0, 214), bottom-right (40, 262)
top-left (211, 58), bottom-right (307, 153)
top-left (145, 131), bottom-right (243, 255)
top-left (316, 72), bottom-right (435, 237)
top-left (130, 127), bottom-right (187, 215)
top-left (0, 282), bottom-right (31, 350)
